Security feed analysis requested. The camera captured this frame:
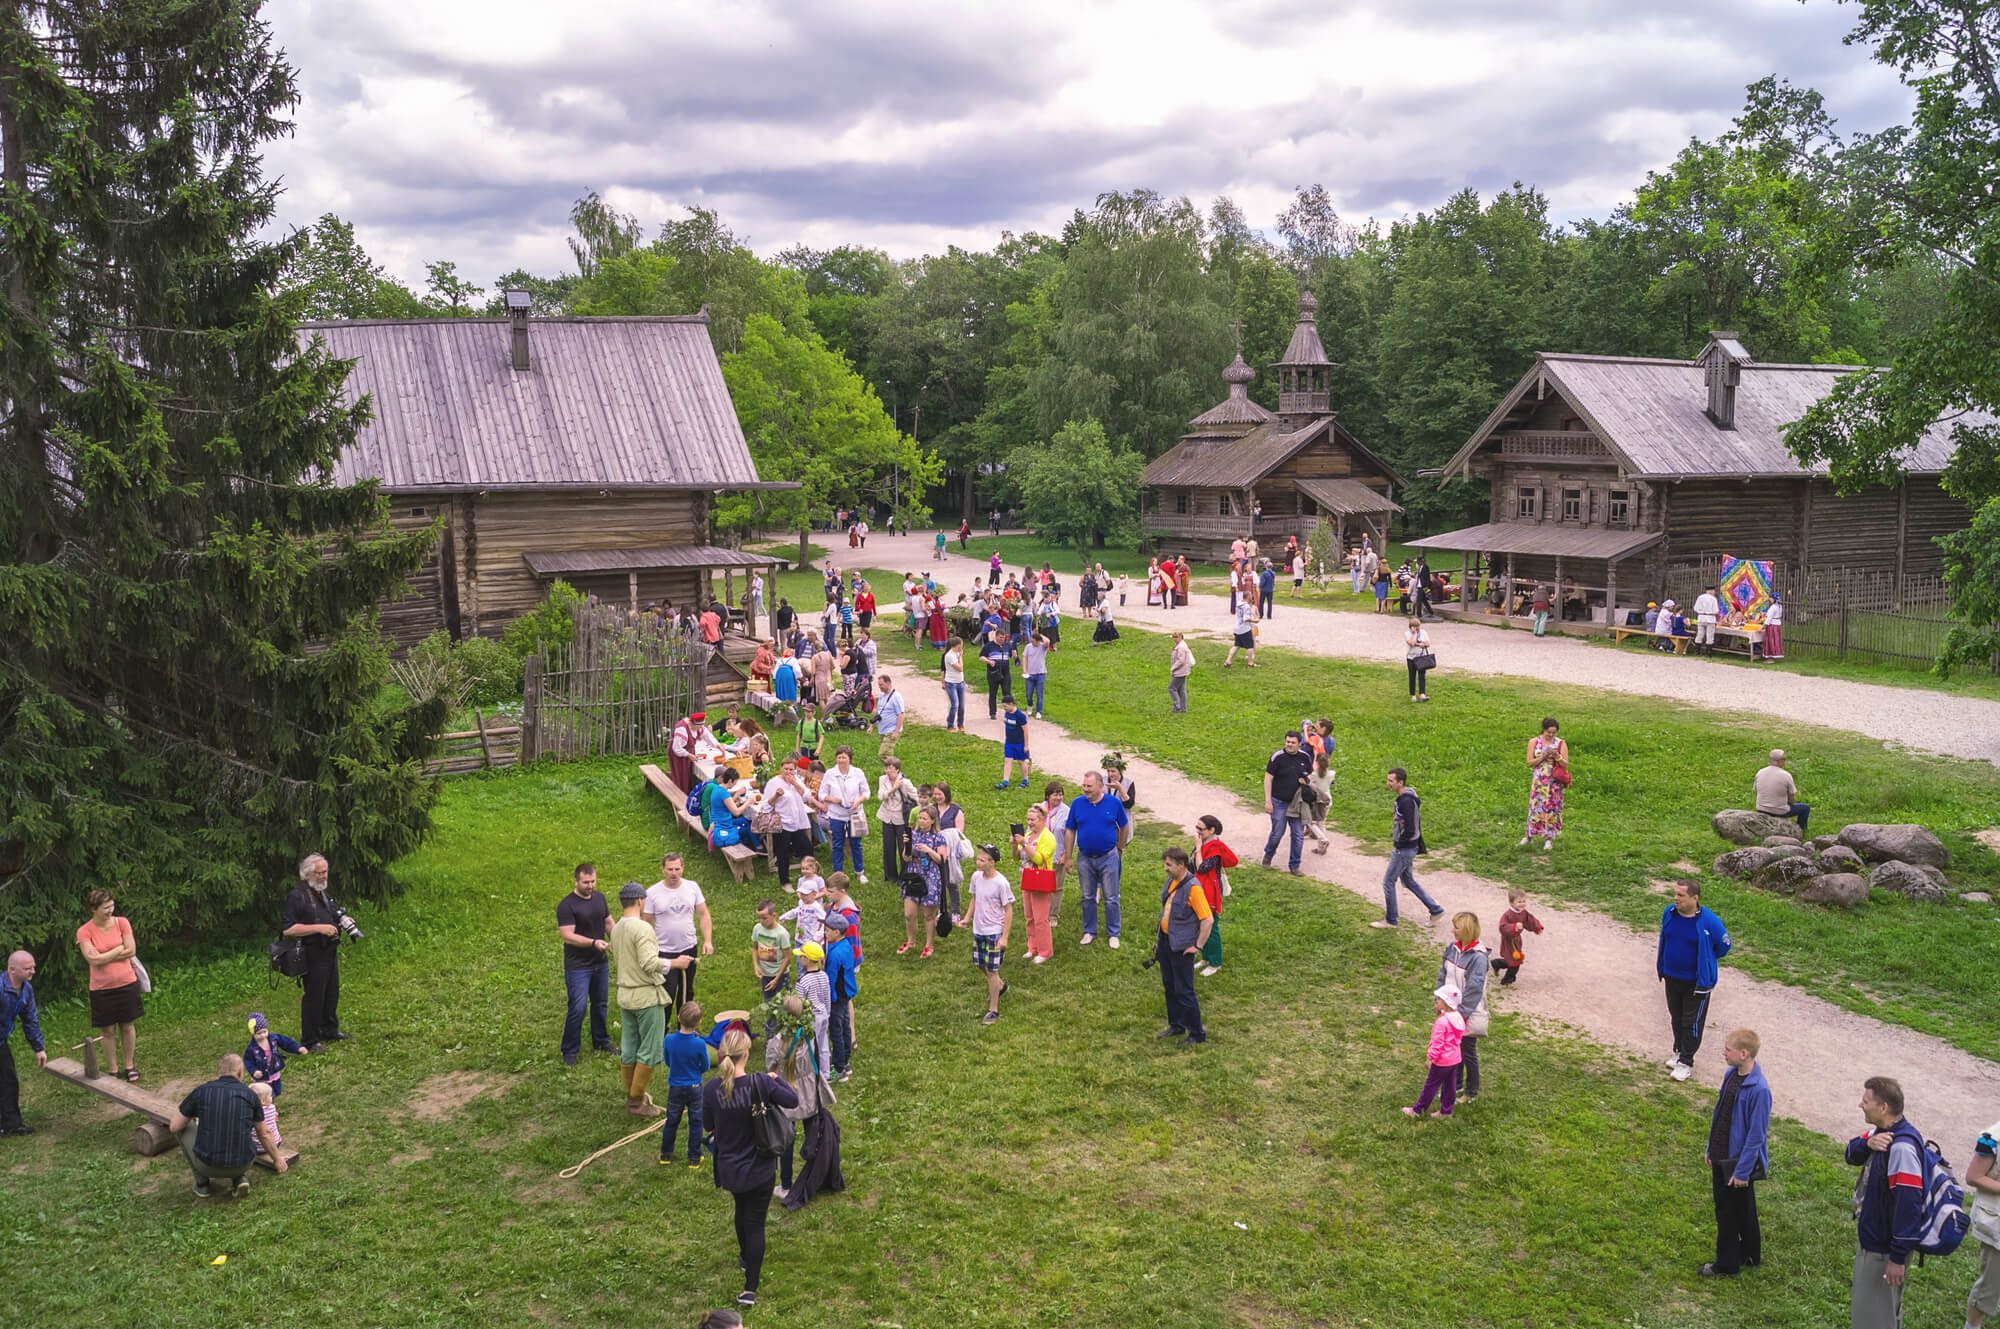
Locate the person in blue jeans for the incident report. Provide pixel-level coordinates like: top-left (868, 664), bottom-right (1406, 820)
top-left (1261, 732), bottom-right (1314, 874)
top-left (555, 864), bottom-right (613, 1066)
top-left (1021, 633), bottom-right (1049, 718)
top-left (941, 639), bottom-right (968, 733)
top-left (1257, 561), bottom-right (1276, 619)
top-left (660, 1001), bottom-right (714, 1165)
top-left (1372, 767), bottom-right (1444, 928)
top-left (1063, 770), bottom-right (1131, 948)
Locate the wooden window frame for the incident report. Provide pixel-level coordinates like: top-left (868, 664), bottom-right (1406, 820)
top-left (1561, 487), bottom-right (1584, 523)
top-left (1175, 492), bottom-right (1189, 515)
top-left (1608, 490), bottom-right (1631, 528)
top-left (1516, 486), bottom-right (1538, 520)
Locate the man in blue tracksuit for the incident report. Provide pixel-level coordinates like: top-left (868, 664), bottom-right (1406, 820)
top-left (1657, 879), bottom-right (1731, 1081)
top-left (1846, 1075), bottom-right (1929, 1329)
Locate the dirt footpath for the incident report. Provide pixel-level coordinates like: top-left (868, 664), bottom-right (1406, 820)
top-left (877, 653), bottom-right (2000, 1150)
top-left (859, 531), bottom-right (2000, 765)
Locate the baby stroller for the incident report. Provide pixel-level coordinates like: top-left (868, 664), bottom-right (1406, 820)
top-left (824, 687), bottom-right (870, 730)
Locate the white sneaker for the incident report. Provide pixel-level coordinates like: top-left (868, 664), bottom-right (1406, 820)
top-left (1664, 1054), bottom-right (1683, 1070)
top-left (856, 873), bottom-right (869, 885)
top-left (1369, 920), bottom-right (1398, 929)
top-left (1031, 954), bottom-right (1047, 965)
top-left (1199, 964), bottom-right (1219, 977)
top-left (1079, 933), bottom-right (1095, 946)
top-left (1543, 839), bottom-right (1554, 851)
top-left (1517, 837), bottom-right (1529, 847)
top-left (1107, 936), bottom-right (1120, 950)
top-left (1670, 1062), bottom-right (1693, 1081)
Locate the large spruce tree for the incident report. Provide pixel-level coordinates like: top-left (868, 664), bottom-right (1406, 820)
top-left (0, 1), bottom-right (442, 978)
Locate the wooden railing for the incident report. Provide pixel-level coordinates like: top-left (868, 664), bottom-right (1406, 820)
top-left (423, 708), bottom-right (521, 777)
top-left (1498, 432), bottom-right (1611, 462)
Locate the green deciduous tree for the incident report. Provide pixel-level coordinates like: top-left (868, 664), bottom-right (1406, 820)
top-left (287, 214), bottom-right (428, 320)
top-left (1006, 420), bottom-right (1145, 556)
top-left (0, 1), bottom-right (443, 982)
top-left (720, 314), bottom-right (942, 564)
top-left (1786, 0), bottom-right (2000, 673)
top-left (1234, 254), bottom-right (1300, 411)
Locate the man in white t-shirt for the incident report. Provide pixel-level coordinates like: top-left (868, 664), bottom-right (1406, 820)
top-left (1692, 586), bottom-right (1722, 657)
top-left (642, 852), bottom-right (713, 1009)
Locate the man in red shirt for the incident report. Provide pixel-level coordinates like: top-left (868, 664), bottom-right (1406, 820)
top-left (699, 602), bottom-right (723, 656)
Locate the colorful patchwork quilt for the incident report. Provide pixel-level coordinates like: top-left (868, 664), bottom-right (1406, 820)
top-left (1718, 555), bottom-right (1775, 617)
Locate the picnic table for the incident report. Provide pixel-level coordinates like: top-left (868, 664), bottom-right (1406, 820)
top-left (1609, 626), bottom-right (1690, 654)
top-left (640, 763), bottom-right (768, 885)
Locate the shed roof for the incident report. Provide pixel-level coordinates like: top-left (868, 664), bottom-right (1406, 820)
top-left (1295, 477), bottom-right (1402, 516)
top-left (308, 314), bottom-right (777, 492)
top-left (1407, 522), bottom-right (1663, 560)
top-left (521, 545), bottom-right (780, 577)
top-left (1443, 352), bottom-right (1978, 481)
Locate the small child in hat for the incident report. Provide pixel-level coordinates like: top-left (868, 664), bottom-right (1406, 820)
top-left (242, 1011), bottom-right (306, 1097)
top-left (1403, 985), bottom-right (1466, 1120)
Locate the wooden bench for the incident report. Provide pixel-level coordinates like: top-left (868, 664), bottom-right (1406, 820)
top-left (1609, 626), bottom-right (1691, 654)
top-left (44, 1037), bottom-right (298, 1169)
top-left (639, 763), bottom-right (763, 885)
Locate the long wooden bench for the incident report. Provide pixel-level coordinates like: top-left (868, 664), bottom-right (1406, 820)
top-left (639, 763), bottom-right (763, 885)
top-left (1608, 626), bottom-right (1691, 654)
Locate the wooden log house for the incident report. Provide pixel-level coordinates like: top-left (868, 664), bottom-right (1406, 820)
top-left (1142, 292), bottom-right (1404, 562)
top-left (1412, 332), bottom-right (1978, 625)
top-left (309, 298), bottom-right (796, 654)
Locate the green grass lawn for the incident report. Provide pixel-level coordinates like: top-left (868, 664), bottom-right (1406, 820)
top-left (870, 621), bottom-right (2000, 1059)
top-left (7, 729), bottom-right (1960, 1328)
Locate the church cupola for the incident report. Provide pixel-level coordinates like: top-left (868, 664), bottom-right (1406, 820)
top-left (1275, 290), bottom-right (1332, 423)
top-left (1185, 351), bottom-right (1275, 433)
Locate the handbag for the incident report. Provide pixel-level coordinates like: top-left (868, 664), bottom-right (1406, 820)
top-left (268, 935), bottom-right (306, 981)
top-left (751, 803), bottom-right (781, 835)
top-left (747, 1075), bottom-right (788, 1160)
top-left (131, 955), bottom-right (152, 994)
top-left (1410, 651), bottom-right (1437, 671)
top-left (1550, 765), bottom-right (1573, 788)
top-left (1020, 867), bottom-right (1058, 894)
top-left (1465, 1007), bottom-right (1491, 1038)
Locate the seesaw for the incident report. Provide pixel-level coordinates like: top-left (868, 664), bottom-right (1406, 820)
top-left (42, 1034), bottom-right (299, 1170)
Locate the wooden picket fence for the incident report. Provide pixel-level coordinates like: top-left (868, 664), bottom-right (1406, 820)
top-left (424, 707), bottom-right (522, 777)
top-left (522, 606), bottom-right (708, 761)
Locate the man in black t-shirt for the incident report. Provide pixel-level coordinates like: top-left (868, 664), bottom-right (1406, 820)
top-left (1261, 732), bottom-right (1316, 874)
top-left (280, 853), bottom-right (351, 1052)
top-left (556, 863), bottom-right (612, 1067)
top-left (169, 1053), bottom-right (283, 1197)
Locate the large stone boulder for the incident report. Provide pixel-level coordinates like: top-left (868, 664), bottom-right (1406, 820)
top-left (1870, 860), bottom-right (1946, 903)
top-left (1836, 823), bottom-right (1952, 867)
top-left (1801, 872), bottom-right (1871, 907)
top-left (1762, 833), bottom-right (1804, 848)
top-left (1817, 844), bottom-right (1865, 872)
top-left (1714, 810), bottom-right (1804, 846)
top-left (1714, 847), bottom-right (1780, 880)
top-left (1751, 855), bottom-right (1824, 895)
top-left (1809, 833), bottom-right (1841, 851)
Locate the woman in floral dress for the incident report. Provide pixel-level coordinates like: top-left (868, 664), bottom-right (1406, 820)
top-left (900, 806), bottom-right (947, 958)
top-left (1519, 717), bottom-right (1569, 851)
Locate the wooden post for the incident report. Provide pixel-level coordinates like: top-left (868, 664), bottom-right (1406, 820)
top-left (473, 705), bottom-right (493, 769)
top-left (1554, 555), bottom-right (1565, 622)
top-left (522, 654), bottom-right (542, 762)
top-left (1893, 480), bottom-right (1908, 605)
top-left (1504, 552), bottom-right (1515, 618)
top-left (1460, 550), bottom-right (1471, 609)
top-left (627, 571), bottom-right (638, 613)
top-left (1606, 558), bottom-right (1619, 626)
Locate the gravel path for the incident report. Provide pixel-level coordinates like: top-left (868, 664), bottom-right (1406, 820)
top-left (880, 672), bottom-right (2000, 1149)
top-left (858, 532), bottom-right (2000, 764)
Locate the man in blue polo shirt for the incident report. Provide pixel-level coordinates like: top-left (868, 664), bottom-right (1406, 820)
top-left (1062, 770), bottom-right (1131, 949)
top-left (1, 950), bottom-right (48, 1137)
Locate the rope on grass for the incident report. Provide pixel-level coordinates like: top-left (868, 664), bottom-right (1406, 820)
top-left (560, 1119), bottom-right (663, 1180)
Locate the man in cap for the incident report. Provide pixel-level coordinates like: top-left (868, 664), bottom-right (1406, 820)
top-left (612, 882), bottom-right (669, 1117)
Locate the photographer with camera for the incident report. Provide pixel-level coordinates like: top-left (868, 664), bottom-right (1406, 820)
top-left (281, 853), bottom-right (358, 1052)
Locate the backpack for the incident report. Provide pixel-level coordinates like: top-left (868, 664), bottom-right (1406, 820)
top-left (685, 780), bottom-right (708, 819)
top-left (268, 934), bottom-right (306, 982)
top-left (1867, 1125), bottom-right (1971, 1261)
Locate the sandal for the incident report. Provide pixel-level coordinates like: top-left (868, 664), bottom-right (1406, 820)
top-left (123, 1068), bottom-right (140, 1083)
top-left (897, 941), bottom-right (913, 955)
top-left (920, 945), bottom-right (933, 958)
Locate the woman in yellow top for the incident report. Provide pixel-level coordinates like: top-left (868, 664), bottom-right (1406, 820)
top-left (1011, 804), bottom-right (1060, 964)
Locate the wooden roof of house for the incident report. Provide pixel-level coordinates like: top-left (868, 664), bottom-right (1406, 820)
top-left (308, 314), bottom-right (786, 493)
top-left (1295, 477), bottom-right (1401, 516)
top-left (1442, 351), bottom-right (1980, 482)
top-left (522, 545), bottom-right (780, 577)
top-left (1186, 354), bottom-right (1276, 429)
top-left (1143, 414), bottom-right (1406, 490)
top-left (1407, 521), bottom-right (1663, 560)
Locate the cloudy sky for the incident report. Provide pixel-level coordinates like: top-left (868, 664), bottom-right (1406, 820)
top-left (263, 0), bottom-right (1911, 289)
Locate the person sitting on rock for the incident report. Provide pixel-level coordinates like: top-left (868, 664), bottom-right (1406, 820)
top-left (1753, 749), bottom-right (1808, 835)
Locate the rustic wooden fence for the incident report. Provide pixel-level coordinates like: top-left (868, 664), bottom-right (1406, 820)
top-left (423, 707), bottom-right (522, 777)
top-left (522, 606), bottom-right (708, 761)
top-left (1662, 558), bottom-right (1982, 671)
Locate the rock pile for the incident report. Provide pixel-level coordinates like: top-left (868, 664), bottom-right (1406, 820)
top-left (1710, 813), bottom-right (1963, 907)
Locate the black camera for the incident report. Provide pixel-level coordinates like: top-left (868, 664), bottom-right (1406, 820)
top-left (328, 900), bottom-right (365, 941)
top-left (1139, 951), bottom-right (1158, 971)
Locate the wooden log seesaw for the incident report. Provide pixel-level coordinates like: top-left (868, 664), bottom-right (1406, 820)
top-left (42, 1034), bottom-right (300, 1171)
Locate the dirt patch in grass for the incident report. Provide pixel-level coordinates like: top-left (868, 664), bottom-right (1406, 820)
top-left (389, 1144), bottom-right (433, 1167)
top-left (1646, 880), bottom-right (1677, 895)
top-left (407, 1071), bottom-right (511, 1122)
top-left (1669, 859), bottom-right (1700, 874)
top-left (1976, 828), bottom-right (2000, 858)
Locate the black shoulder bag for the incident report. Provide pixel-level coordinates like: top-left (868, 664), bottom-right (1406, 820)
top-left (747, 1075), bottom-right (788, 1160)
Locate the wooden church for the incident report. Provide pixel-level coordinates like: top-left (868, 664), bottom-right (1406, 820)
top-left (1142, 292), bottom-right (1403, 561)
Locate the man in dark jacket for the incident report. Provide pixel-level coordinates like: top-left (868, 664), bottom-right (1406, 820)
top-left (1372, 768), bottom-right (1444, 929)
top-left (1155, 848), bottom-right (1213, 1046)
top-left (1700, 1028), bottom-right (1772, 1277)
top-left (1847, 1076), bottom-right (1930, 1328)
top-left (170, 1053), bottom-right (284, 1197)
top-left (282, 853), bottom-right (356, 1052)
top-left (1657, 880), bottom-right (1731, 1081)
top-left (0, 951), bottom-right (47, 1136)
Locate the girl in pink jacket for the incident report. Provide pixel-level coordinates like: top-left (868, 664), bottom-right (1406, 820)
top-left (1403, 985), bottom-right (1466, 1119)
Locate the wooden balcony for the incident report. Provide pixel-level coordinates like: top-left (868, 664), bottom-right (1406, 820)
top-left (1497, 431), bottom-right (1612, 464)
top-left (1144, 512), bottom-right (1320, 542)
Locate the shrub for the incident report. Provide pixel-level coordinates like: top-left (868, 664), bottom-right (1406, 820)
top-left (502, 580), bottom-right (581, 663)
top-left (1305, 518), bottom-right (1338, 579)
top-left (456, 636), bottom-right (521, 707)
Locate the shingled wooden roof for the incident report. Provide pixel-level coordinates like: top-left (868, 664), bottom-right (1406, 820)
top-left (1143, 415), bottom-right (1406, 490)
top-left (308, 314), bottom-right (774, 492)
top-left (1443, 352), bottom-right (1983, 481)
